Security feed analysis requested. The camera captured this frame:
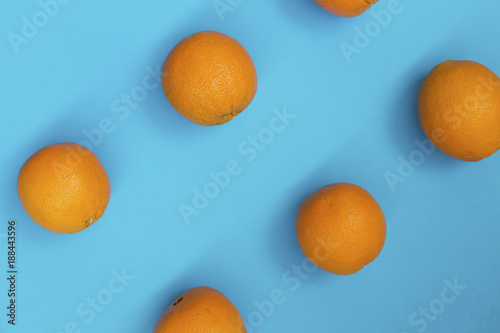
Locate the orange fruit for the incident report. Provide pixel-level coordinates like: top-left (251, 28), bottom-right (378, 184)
top-left (161, 31), bottom-right (257, 126)
top-left (418, 60), bottom-right (500, 162)
top-left (153, 286), bottom-right (246, 333)
top-left (17, 142), bottom-right (111, 234)
top-left (295, 183), bottom-right (386, 275)
top-left (313, 0), bottom-right (378, 17)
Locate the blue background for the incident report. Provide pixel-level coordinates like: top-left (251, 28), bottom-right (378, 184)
top-left (1, 0), bottom-right (499, 332)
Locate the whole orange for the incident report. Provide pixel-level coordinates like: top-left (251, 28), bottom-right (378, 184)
top-left (313, 0), bottom-right (379, 17)
top-left (161, 31), bottom-right (257, 126)
top-left (153, 286), bottom-right (246, 333)
top-left (418, 60), bottom-right (500, 162)
top-left (296, 183), bottom-right (386, 275)
top-left (17, 142), bottom-right (111, 234)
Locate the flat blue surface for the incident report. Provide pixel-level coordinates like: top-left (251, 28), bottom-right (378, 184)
top-left (1, 0), bottom-right (500, 332)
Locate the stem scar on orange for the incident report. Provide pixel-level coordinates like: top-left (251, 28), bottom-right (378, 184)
top-left (153, 286), bottom-right (246, 333)
top-left (314, 0), bottom-right (379, 17)
top-left (161, 30), bottom-right (257, 126)
top-left (296, 183), bottom-right (386, 275)
top-left (17, 142), bottom-right (111, 234)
